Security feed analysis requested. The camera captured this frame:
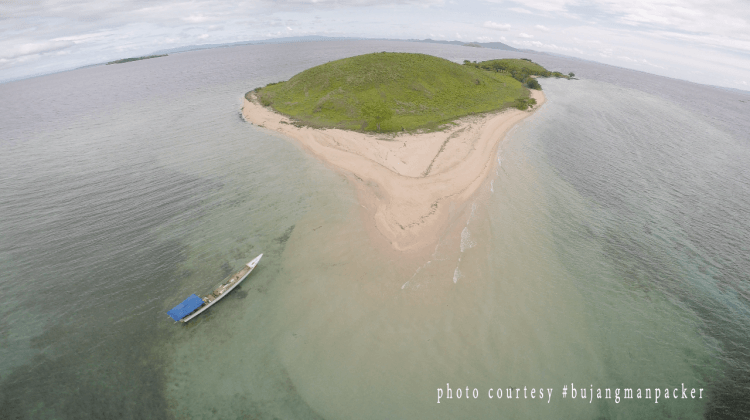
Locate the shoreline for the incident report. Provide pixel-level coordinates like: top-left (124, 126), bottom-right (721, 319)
top-left (242, 90), bottom-right (545, 252)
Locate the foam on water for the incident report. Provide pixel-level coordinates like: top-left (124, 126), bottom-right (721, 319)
top-left (452, 265), bottom-right (462, 283)
top-left (460, 226), bottom-right (476, 253)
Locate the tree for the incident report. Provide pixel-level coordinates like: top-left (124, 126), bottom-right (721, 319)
top-left (360, 101), bottom-right (393, 131)
top-left (526, 78), bottom-right (542, 90)
top-left (514, 97), bottom-right (537, 110)
top-left (568, 72), bottom-right (575, 78)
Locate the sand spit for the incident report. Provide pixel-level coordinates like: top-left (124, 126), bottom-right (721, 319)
top-left (243, 90), bottom-right (545, 252)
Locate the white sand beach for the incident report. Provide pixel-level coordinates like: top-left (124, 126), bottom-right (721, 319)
top-left (243, 90), bottom-right (545, 253)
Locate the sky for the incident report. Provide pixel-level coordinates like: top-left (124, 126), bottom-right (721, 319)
top-left (2, 0), bottom-right (749, 90)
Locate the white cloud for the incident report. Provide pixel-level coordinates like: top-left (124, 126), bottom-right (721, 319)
top-left (484, 21), bottom-right (511, 31)
top-left (648, 29), bottom-right (750, 54)
top-left (513, 0), bottom-right (575, 12)
top-left (601, 0), bottom-right (748, 37)
top-left (512, 39), bottom-right (578, 53)
top-left (0, 41), bottom-right (75, 60)
top-left (641, 58), bottom-right (665, 69)
top-left (51, 32), bottom-right (114, 43)
top-left (183, 15), bottom-right (213, 23)
top-left (0, 0), bottom-right (748, 90)
top-left (573, 37), bottom-right (602, 45)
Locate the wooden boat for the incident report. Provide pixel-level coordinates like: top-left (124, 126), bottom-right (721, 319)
top-left (167, 254), bottom-right (262, 323)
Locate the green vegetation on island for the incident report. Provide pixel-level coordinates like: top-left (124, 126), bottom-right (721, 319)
top-left (249, 52), bottom-right (544, 133)
top-left (464, 58), bottom-right (573, 90)
top-left (107, 54), bottom-right (167, 65)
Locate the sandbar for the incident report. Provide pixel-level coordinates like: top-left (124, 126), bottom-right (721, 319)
top-left (243, 90), bottom-right (545, 252)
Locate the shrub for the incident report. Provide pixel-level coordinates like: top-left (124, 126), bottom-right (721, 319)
top-left (260, 96), bottom-right (273, 107)
top-left (513, 97), bottom-right (537, 110)
top-left (526, 78), bottom-right (542, 90)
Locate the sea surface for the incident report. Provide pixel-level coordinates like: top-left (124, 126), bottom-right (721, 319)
top-left (1, 40), bottom-right (748, 419)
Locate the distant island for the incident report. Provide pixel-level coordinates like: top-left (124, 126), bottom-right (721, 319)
top-left (410, 38), bottom-right (519, 52)
top-left (107, 54), bottom-right (167, 65)
top-left (242, 52), bottom-right (568, 252)
top-left (249, 53), bottom-right (556, 133)
top-left (149, 36), bottom-right (519, 56)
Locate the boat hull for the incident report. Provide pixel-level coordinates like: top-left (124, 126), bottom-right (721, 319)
top-left (169, 253), bottom-right (263, 323)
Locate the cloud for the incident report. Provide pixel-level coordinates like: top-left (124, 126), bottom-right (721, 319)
top-left (511, 39), bottom-right (585, 54)
top-left (573, 37), bottom-right (602, 44)
top-left (615, 55), bottom-right (663, 68)
top-left (51, 32), bottom-right (114, 42)
top-left (512, 0), bottom-right (574, 12)
top-left (599, 0), bottom-right (747, 36)
top-left (484, 21), bottom-right (511, 31)
top-left (0, 0), bottom-right (748, 90)
top-left (278, 0), bottom-right (442, 3)
top-left (183, 15), bottom-right (214, 23)
top-left (640, 58), bottom-right (665, 69)
top-left (0, 41), bottom-right (75, 60)
top-left (648, 29), bottom-right (750, 54)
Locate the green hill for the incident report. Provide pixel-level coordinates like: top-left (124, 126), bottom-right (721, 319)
top-left (248, 52), bottom-right (535, 133)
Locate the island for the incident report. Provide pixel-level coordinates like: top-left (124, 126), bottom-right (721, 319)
top-left (106, 54), bottom-right (167, 65)
top-left (243, 53), bottom-right (560, 253)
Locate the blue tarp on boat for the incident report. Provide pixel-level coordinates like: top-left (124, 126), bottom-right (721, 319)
top-left (168, 294), bottom-right (204, 321)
